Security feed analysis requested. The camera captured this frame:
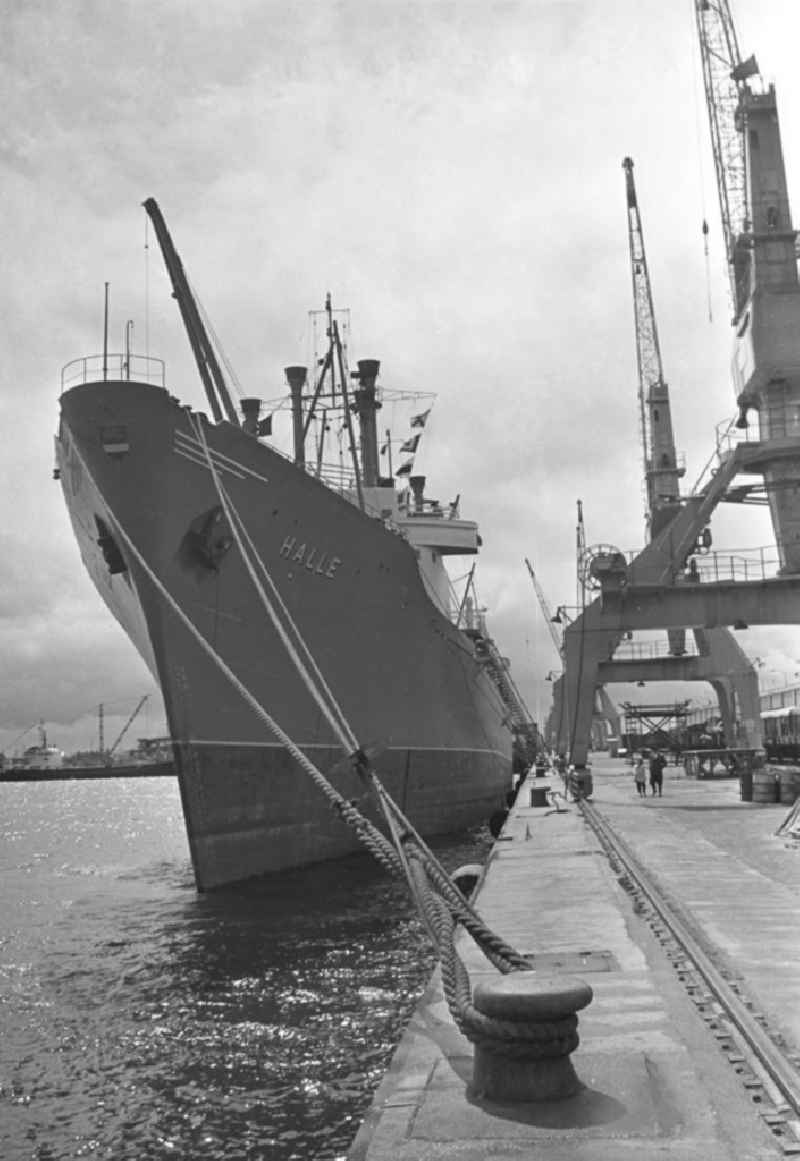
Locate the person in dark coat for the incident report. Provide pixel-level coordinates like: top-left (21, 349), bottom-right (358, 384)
top-left (649, 751), bottom-right (665, 796)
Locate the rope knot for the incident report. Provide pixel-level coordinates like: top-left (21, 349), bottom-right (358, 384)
top-left (351, 747), bottom-right (371, 780)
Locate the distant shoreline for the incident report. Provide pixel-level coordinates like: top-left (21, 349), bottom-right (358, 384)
top-left (0, 762), bottom-right (175, 782)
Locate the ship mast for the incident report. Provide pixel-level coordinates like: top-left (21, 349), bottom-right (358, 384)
top-left (290, 295), bottom-right (365, 509)
top-left (142, 198), bottom-right (240, 427)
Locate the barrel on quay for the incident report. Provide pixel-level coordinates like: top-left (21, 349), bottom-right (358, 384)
top-left (778, 767), bottom-right (800, 805)
top-left (349, 755), bottom-right (800, 1160)
top-left (752, 769), bottom-right (780, 803)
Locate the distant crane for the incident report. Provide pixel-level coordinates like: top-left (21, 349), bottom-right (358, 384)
top-left (576, 499), bottom-right (586, 607)
top-left (622, 157), bottom-right (686, 542)
top-left (695, 0), bottom-right (800, 571)
top-left (524, 558), bottom-right (563, 661)
top-left (9, 721), bottom-right (38, 752)
top-left (106, 695), bottom-right (149, 763)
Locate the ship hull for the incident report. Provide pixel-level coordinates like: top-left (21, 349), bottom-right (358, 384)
top-left (56, 379), bottom-right (512, 888)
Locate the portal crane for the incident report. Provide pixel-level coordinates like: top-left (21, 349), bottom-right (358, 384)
top-left (622, 158), bottom-right (685, 541)
top-left (623, 157), bottom-right (688, 658)
top-left (143, 199), bottom-right (240, 427)
top-left (695, 1), bottom-right (800, 572)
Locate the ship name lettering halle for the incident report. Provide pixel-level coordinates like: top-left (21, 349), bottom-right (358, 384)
top-left (279, 535), bottom-right (342, 578)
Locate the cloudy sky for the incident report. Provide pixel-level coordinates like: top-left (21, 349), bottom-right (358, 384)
top-left (3, 0), bottom-right (800, 756)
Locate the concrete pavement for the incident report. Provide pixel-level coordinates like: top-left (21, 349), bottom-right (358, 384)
top-left (348, 757), bottom-right (799, 1160)
top-left (588, 757), bottom-right (800, 1068)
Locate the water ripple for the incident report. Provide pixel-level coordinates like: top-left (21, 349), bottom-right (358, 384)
top-left (0, 777), bottom-right (490, 1159)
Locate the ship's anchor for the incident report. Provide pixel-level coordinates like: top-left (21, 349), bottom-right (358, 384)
top-left (178, 505), bottom-right (233, 574)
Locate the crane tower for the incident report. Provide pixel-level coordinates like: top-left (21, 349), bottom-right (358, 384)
top-left (623, 158), bottom-right (685, 541)
top-left (695, 0), bottom-right (800, 572)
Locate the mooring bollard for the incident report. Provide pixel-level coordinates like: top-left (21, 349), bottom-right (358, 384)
top-left (451, 863), bottom-right (483, 899)
top-left (471, 972), bottom-right (593, 1102)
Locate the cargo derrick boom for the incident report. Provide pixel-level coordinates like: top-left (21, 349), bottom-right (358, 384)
top-left (695, 1), bottom-right (800, 572)
top-left (143, 198), bottom-right (240, 427)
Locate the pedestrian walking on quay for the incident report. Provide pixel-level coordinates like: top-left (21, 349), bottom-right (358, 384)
top-left (634, 755), bottom-right (647, 797)
top-left (649, 751), bottom-right (665, 797)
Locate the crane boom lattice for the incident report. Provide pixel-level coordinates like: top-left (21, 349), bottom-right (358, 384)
top-left (694, 0), bottom-right (756, 315)
top-left (623, 157), bottom-right (663, 508)
top-left (622, 158), bottom-right (684, 538)
top-left (524, 558), bottom-right (563, 660)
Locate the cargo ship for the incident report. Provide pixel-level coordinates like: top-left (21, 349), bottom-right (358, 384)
top-left (54, 200), bottom-right (528, 889)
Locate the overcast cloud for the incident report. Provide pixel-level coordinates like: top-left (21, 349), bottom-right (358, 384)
top-left (2, 0), bottom-right (800, 756)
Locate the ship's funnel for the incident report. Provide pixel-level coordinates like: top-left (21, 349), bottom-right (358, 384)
top-left (285, 366), bottom-right (308, 467)
top-left (284, 366), bottom-right (308, 391)
top-left (410, 475), bottom-right (426, 513)
top-left (240, 397), bottom-right (261, 436)
top-left (356, 359), bottom-right (380, 383)
top-left (353, 359), bottom-right (382, 486)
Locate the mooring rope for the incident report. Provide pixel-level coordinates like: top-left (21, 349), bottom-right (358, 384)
top-left (190, 413), bottom-right (358, 753)
top-left (69, 441), bottom-right (401, 877)
top-left (189, 412), bottom-right (526, 965)
top-left (194, 417), bottom-right (528, 973)
top-left (409, 854), bottom-right (579, 1058)
top-left (68, 420), bottom-right (533, 1050)
top-left (370, 776), bottom-right (530, 973)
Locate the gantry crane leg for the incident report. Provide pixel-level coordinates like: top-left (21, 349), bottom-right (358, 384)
top-left (696, 628), bottom-right (760, 747)
top-left (558, 604), bottom-right (623, 764)
top-left (709, 679), bottom-right (736, 747)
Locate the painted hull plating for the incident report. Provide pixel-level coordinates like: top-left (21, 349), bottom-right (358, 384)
top-left (56, 380), bottom-right (512, 888)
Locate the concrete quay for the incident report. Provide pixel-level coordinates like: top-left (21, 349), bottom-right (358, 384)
top-left (348, 756), bottom-right (800, 1160)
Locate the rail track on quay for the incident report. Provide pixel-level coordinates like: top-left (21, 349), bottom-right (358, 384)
top-left (577, 792), bottom-right (800, 1155)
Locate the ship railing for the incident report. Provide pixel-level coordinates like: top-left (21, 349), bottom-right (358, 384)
top-left (644, 449), bottom-right (687, 476)
top-left (613, 637), bottom-right (700, 660)
top-left (401, 497), bottom-right (456, 519)
top-left (306, 460), bottom-right (409, 528)
top-left (624, 543), bottom-right (783, 585)
top-left (690, 414), bottom-right (759, 496)
top-left (310, 459), bottom-right (360, 493)
top-left (61, 354), bottom-right (166, 392)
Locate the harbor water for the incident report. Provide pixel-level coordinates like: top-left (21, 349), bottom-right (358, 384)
top-left (0, 776), bottom-right (491, 1160)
